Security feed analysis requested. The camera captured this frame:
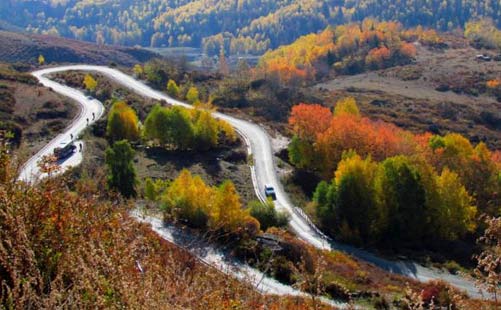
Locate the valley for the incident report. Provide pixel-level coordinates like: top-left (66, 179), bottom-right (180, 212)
top-left (0, 2), bottom-right (500, 309)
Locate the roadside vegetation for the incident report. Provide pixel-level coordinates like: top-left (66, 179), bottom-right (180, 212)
top-left (0, 142), bottom-right (324, 310)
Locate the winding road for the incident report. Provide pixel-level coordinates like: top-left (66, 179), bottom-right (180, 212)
top-left (21, 65), bottom-right (481, 300)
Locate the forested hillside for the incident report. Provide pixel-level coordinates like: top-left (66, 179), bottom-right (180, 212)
top-left (0, 0), bottom-right (499, 54)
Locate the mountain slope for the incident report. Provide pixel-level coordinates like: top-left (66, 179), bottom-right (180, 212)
top-left (0, 0), bottom-right (499, 54)
top-left (0, 30), bottom-right (158, 66)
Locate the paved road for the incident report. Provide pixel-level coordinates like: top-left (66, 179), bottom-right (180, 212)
top-left (132, 211), bottom-right (346, 308)
top-left (18, 70), bottom-right (104, 182)
top-left (24, 65), bottom-right (481, 299)
top-left (21, 66), bottom-right (348, 308)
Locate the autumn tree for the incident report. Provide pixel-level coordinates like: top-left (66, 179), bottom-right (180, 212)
top-left (210, 180), bottom-right (247, 232)
top-left (433, 168), bottom-right (477, 241)
top-left (38, 54), bottom-right (45, 66)
top-left (365, 46), bottom-right (391, 69)
top-left (193, 110), bottom-right (219, 150)
top-left (167, 79), bottom-right (180, 98)
top-left (289, 103), bottom-right (332, 141)
top-left (106, 101), bottom-right (140, 142)
top-left (83, 73), bottom-right (98, 93)
top-left (333, 97), bottom-right (360, 117)
top-left (288, 103), bottom-right (332, 169)
top-left (133, 64), bottom-right (144, 78)
top-left (161, 170), bottom-right (259, 235)
top-left (162, 169), bottom-right (213, 228)
top-left (186, 86), bottom-right (200, 105)
top-left (332, 153), bottom-right (378, 243)
top-left (105, 140), bottom-right (137, 198)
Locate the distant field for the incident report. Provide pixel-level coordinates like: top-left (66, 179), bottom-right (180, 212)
top-left (315, 43), bottom-right (501, 149)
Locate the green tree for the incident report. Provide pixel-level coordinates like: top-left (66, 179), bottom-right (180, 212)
top-left (249, 199), bottom-right (289, 231)
top-left (143, 104), bottom-right (162, 141)
top-left (105, 140), bottom-right (137, 198)
top-left (167, 107), bottom-right (195, 149)
top-left (143, 105), bottom-right (194, 150)
top-left (313, 180), bottom-right (337, 231)
top-left (375, 156), bottom-right (426, 245)
top-left (144, 178), bottom-right (169, 201)
top-left (167, 79), bottom-right (180, 98)
top-left (144, 178), bottom-right (157, 201)
top-left (194, 110), bottom-right (219, 150)
top-left (288, 135), bottom-right (316, 169)
top-left (186, 86), bottom-right (200, 105)
top-left (106, 101), bottom-right (140, 142)
top-left (83, 73), bottom-right (97, 93)
top-left (334, 154), bottom-right (378, 243)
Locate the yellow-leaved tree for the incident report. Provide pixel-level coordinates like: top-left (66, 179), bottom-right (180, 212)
top-left (162, 169), bottom-right (214, 228)
top-left (210, 181), bottom-right (248, 231)
top-left (106, 101), bottom-right (140, 142)
top-left (334, 97), bottom-right (360, 117)
top-left (83, 73), bottom-right (98, 93)
top-left (38, 54), bottom-right (45, 66)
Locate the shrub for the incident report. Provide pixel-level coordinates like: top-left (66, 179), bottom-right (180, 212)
top-left (249, 199), bottom-right (289, 231)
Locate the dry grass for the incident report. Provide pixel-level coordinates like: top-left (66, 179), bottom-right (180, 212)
top-left (315, 43), bottom-right (501, 149)
top-left (0, 30), bottom-right (157, 66)
top-left (0, 161), bottom-right (333, 309)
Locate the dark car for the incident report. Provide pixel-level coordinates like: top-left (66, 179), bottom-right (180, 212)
top-left (264, 184), bottom-right (277, 200)
top-left (54, 143), bottom-right (76, 160)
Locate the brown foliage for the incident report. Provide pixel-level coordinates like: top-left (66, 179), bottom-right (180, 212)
top-left (0, 173), bottom-right (317, 309)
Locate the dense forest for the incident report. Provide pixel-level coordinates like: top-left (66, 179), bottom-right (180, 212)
top-left (0, 0), bottom-right (499, 54)
top-left (257, 20), bottom-right (442, 85)
top-left (288, 99), bottom-right (500, 250)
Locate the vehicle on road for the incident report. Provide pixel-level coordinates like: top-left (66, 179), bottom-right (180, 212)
top-left (53, 142), bottom-right (76, 160)
top-left (264, 184), bottom-right (277, 200)
top-left (476, 54), bottom-right (492, 61)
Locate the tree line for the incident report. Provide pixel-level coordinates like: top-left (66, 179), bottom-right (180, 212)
top-left (0, 0), bottom-right (498, 54)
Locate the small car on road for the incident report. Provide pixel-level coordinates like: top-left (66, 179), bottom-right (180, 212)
top-left (264, 184), bottom-right (277, 200)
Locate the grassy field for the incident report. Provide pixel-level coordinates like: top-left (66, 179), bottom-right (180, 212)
top-left (314, 42), bottom-right (501, 149)
top-left (0, 30), bottom-right (157, 66)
